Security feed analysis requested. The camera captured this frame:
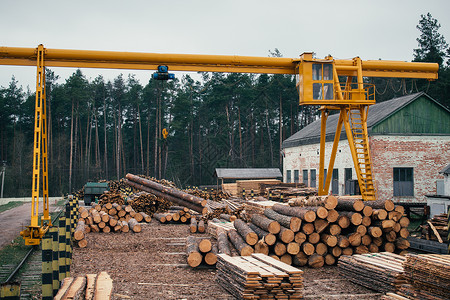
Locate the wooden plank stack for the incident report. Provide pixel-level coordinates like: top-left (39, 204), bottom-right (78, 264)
top-left (236, 179), bottom-right (282, 196)
top-left (397, 253), bottom-right (450, 299)
top-left (54, 271), bottom-right (113, 300)
top-left (261, 183), bottom-right (317, 202)
top-left (337, 252), bottom-right (407, 293)
top-left (216, 253), bottom-right (304, 299)
top-left (421, 213), bottom-right (448, 243)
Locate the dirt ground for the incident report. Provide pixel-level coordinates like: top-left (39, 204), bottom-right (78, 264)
top-left (0, 199), bottom-right (62, 249)
top-left (71, 221), bottom-right (382, 300)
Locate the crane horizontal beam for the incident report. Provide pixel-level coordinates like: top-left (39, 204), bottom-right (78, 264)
top-left (0, 46), bottom-right (439, 79)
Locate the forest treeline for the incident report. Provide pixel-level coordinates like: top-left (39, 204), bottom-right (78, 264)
top-left (0, 13), bottom-right (449, 197)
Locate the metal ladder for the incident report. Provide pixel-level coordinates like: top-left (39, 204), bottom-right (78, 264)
top-left (349, 107), bottom-right (376, 201)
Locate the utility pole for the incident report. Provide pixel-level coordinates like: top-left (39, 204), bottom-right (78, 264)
top-left (1, 161), bottom-right (6, 198)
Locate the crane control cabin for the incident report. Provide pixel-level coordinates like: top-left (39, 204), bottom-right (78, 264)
top-left (0, 45), bottom-right (438, 245)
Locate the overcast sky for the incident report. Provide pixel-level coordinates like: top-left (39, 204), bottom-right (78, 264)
top-left (1, 0), bottom-right (449, 90)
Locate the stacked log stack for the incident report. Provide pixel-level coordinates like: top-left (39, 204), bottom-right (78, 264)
top-left (74, 204), bottom-right (151, 248)
top-left (209, 196), bottom-right (410, 268)
top-left (186, 236), bottom-right (218, 268)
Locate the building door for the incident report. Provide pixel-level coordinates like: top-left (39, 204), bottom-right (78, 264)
top-left (332, 169), bottom-right (339, 195)
top-left (345, 168), bottom-right (352, 195)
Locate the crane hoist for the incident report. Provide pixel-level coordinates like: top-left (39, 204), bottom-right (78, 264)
top-left (0, 45), bottom-right (438, 245)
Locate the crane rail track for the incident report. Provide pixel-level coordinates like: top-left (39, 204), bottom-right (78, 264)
top-left (1, 208), bottom-right (65, 286)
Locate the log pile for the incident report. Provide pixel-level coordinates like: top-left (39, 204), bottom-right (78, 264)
top-left (125, 173), bottom-right (208, 214)
top-left (261, 183), bottom-right (317, 202)
top-left (152, 206), bottom-right (195, 225)
top-left (74, 204), bottom-right (151, 247)
top-left (421, 213), bottom-right (448, 243)
top-left (216, 253), bottom-right (304, 299)
top-left (185, 186), bottom-right (231, 202)
top-left (397, 253), bottom-right (450, 299)
top-left (186, 236), bottom-right (218, 268)
top-left (213, 197), bottom-right (410, 268)
top-left (54, 271), bottom-right (113, 300)
top-left (337, 252), bottom-right (407, 293)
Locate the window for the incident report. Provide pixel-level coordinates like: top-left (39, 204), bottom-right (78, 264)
top-left (332, 169), bottom-right (339, 195)
top-left (294, 170), bottom-right (299, 183)
top-left (344, 168), bottom-right (352, 195)
top-left (286, 170), bottom-right (291, 183)
top-left (393, 168), bottom-right (414, 196)
top-left (312, 63), bottom-right (334, 100)
top-left (310, 169), bottom-right (316, 188)
top-left (302, 170), bottom-right (308, 186)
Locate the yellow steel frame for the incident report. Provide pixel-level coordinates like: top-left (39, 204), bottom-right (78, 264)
top-left (0, 45), bottom-right (439, 243)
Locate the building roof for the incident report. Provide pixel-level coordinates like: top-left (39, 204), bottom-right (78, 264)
top-left (283, 92), bottom-right (448, 148)
top-left (214, 168), bottom-right (282, 179)
top-left (440, 163), bottom-right (450, 175)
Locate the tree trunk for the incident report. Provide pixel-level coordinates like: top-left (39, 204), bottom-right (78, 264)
top-left (264, 208), bottom-right (301, 232)
top-left (186, 236), bottom-right (202, 267)
top-left (272, 204), bottom-right (316, 222)
top-left (217, 228), bottom-right (231, 255)
top-left (227, 229), bottom-right (254, 256)
top-left (233, 219), bottom-right (258, 246)
top-left (250, 214), bottom-right (280, 234)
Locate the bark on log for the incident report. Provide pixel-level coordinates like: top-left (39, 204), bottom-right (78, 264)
top-left (278, 226), bottom-right (295, 244)
top-left (250, 214), bottom-right (280, 234)
top-left (308, 254), bottom-right (324, 268)
top-left (372, 209), bottom-right (388, 220)
top-left (217, 228), bottom-right (231, 256)
top-left (293, 252), bottom-right (308, 266)
top-left (234, 219), bottom-right (258, 246)
top-left (153, 213), bottom-right (167, 223)
top-left (190, 217), bottom-right (197, 233)
top-left (314, 219), bottom-right (329, 234)
top-left (308, 206), bottom-right (328, 219)
top-left (186, 236), bottom-right (202, 267)
top-left (336, 199), bottom-right (364, 212)
top-left (337, 235), bottom-right (350, 248)
top-left (272, 204), bottom-right (316, 222)
top-left (248, 223), bottom-right (276, 246)
top-left (198, 220), bottom-right (205, 233)
top-left (395, 238), bottom-right (410, 250)
top-left (128, 218), bottom-right (141, 233)
top-left (364, 199), bottom-right (395, 211)
top-left (220, 213), bottom-right (236, 222)
top-left (74, 220), bottom-right (85, 241)
top-left (227, 229), bottom-right (254, 256)
top-left (264, 208), bottom-right (301, 232)
top-left (121, 220), bottom-right (129, 233)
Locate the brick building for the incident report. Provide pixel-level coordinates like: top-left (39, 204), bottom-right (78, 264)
top-left (282, 92), bottom-right (450, 203)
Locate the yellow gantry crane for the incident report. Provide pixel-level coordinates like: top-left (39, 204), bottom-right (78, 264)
top-left (0, 45), bottom-right (438, 245)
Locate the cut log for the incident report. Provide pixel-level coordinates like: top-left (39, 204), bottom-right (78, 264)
top-left (190, 217), bottom-right (197, 233)
top-left (91, 210), bottom-right (101, 223)
top-left (186, 236), bottom-right (202, 267)
top-left (227, 229), bottom-right (254, 256)
top-left (286, 242), bottom-right (300, 255)
top-left (374, 219), bottom-right (395, 231)
top-left (336, 199), bottom-right (364, 212)
top-left (273, 242), bottom-right (287, 256)
top-left (79, 207), bottom-right (89, 219)
top-left (108, 217), bottom-right (118, 227)
top-left (348, 232), bottom-right (362, 246)
top-left (248, 223), bottom-right (276, 246)
top-left (326, 209), bottom-right (339, 223)
top-left (316, 242), bottom-right (327, 255)
top-left (372, 237), bottom-right (383, 247)
top-left (198, 220), bottom-right (206, 233)
top-left (280, 254), bottom-right (292, 265)
top-left (74, 220), bottom-right (85, 241)
top-left (361, 216), bottom-right (371, 227)
top-left (368, 243), bottom-right (379, 253)
top-left (198, 238), bottom-right (212, 253)
top-left (394, 205), bottom-right (405, 214)
top-left (337, 235), bottom-right (350, 248)
top-left (301, 222), bottom-right (315, 235)
top-left (355, 245), bottom-right (370, 254)
top-left (364, 199), bottom-right (395, 212)
top-left (294, 232), bottom-right (307, 245)
top-left (272, 203), bottom-right (316, 222)
top-left (355, 225), bottom-right (367, 236)
top-left (139, 212), bottom-right (152, 222)
top-left (134, 212), bottom-right (144, 222)
top-left (250, 214), bottom-right (280, 234)
top-left (302, 242), bottom-right (315, 256)
top-left (308, 206), bottom-right (329, 219)
top-left (308, 254), bottom-right (324, 268)
top-left (361, 235), bottom-right (372, 246)
top-left (395, 237), bottom-right (410, 250)
top-left (325, 254), bottom-right (336, 266)
top-left (234, 219), bottom-right (259, 246)
top-left (254, 240), bottom-right (269, 255)
top-left (219, 213), bottom-right (237, 222)
top-left (384, 242), bottom-right (395, 253)
top-left (388, 211), bottom-right (402, 222)
top-left (94, 271), bottom-right (113, 300)
top-left (339, 211), bottom-right (362, 225)
top-left (331, 246), bottom-right (342, 257)
top-left (54, 277), bottom-right (74, 300)
top-left (321, 234), bottom-right (338, 247)
top-left (362, 205), bottom-right (373, 217)
top-left (264, 208), bottom-right (301, 232)
top-left (399, 228), bottom-right (409, 239)
top-left (121, 220), bottom-right (129, 233)
top-left (399, 217), bottom-right (410, 228)
top-left (372, 209), bottom-right (388, 220)
top-left (314, 219), bottom-right (329, 234)
top-left (328, 224), bottom-right (342, 236)
top-left (128, 218), bottom-right (141, 233)
top-left (368, 226), bottom-right (382, 238)
top-left (77, 239), bottom-right (88, 248)
top-left (204, 245), bottom-right (218, 265)
top-left (153, 213), bottom-right (167, 223)
top-left (278, 226), bottom-right (295, 244)
top-left (90, 224), bottom-right (100, 233)
top-left (308, 232), bottom-right (320, 244)
top-left (385, 231), bottom-right (397, 242)
top-left (342, 247), bottom-right (353, 256)
top-left (293, 252), bottom-right (308, 266)
top-left (217, 228), bottom-right (231, 256)
top-left (338, 215), bottom-right (351, 229)
top-left (102, 226), bottom-right (111, 233)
